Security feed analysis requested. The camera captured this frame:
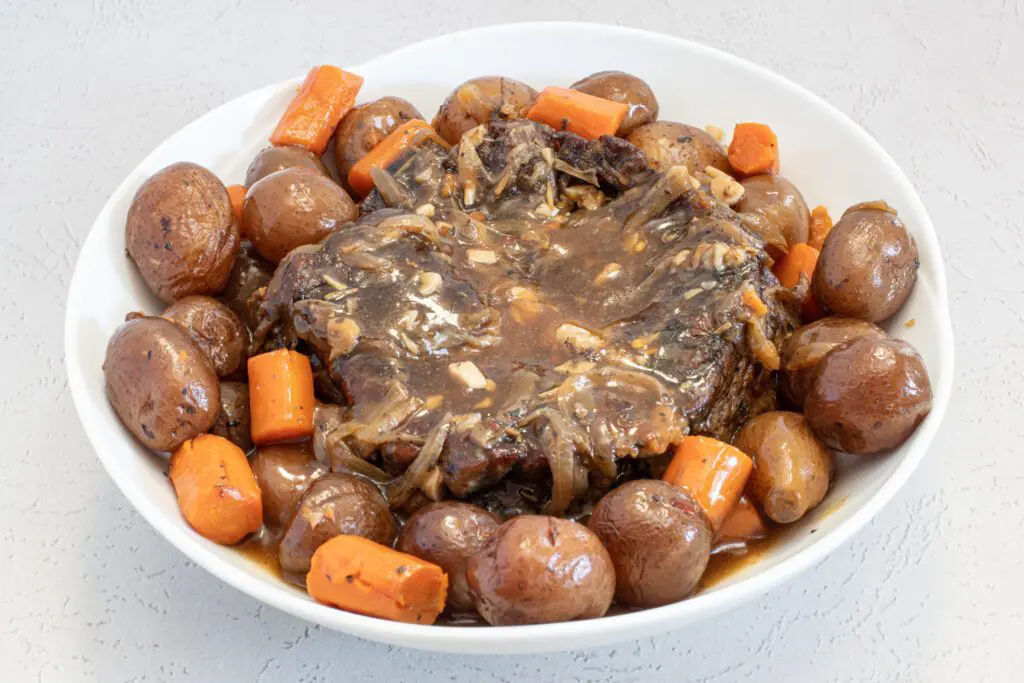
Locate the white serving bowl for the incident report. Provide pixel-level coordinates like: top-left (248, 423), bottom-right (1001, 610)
top-left (65, 22), bottom-right (954, 654)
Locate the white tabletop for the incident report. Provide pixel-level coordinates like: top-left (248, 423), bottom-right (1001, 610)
top-left (3, 1), bottom-right (1021, 680)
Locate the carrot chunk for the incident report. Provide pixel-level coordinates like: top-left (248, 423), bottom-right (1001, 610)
top-left (663, 436), bottom-right (753, 532)
top-left (728, 123), bottom-right (780, 177)
top-left (716, 495), bottom-right (768, 544)
top-left (169, 434), bottom-right (262, 545)
top-left (270, 65), bottom-right (364, 155)
top-left (347, 120), bottom-right (448, 197)
top-left (526, 86), bottom-right (629, 139)
top-left (772, 243), bottom-right (819, 289)
top-left (248, 349), bottom-right (316, 445)
top-left (772, 243), bottom-right (824, 321)
top-left (808, 205), bottom-right (833, 250)
top-left (307, 535), bottom-right (448, 624)
top-left (226, 184), bottom-right (247, 232)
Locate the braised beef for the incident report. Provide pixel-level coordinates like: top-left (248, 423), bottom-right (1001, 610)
top-left (255, 120), bottom-right (796, 513)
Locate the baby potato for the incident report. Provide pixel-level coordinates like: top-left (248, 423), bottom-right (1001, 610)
top-left (813, 201), bottom-right (919, 322)
top-left (126, 162), bottom-right (240, 303)
top-left (162, 295), bottom-right (248, 377)
top-left (250, 442), bottom-right (326, 529)
top-left (397, 502), bottom-right (500, 613)
top-left (588, 480), bottom-right (711, 607)
top-left (734, 411), bottom-right (833, 524)
top-left (103, 316), bottom-right (220, 452)
top-left (626, 121), bottom-right (730, 174)
top-left (735, 174), bottom-right (810, 255)
top-left (805, 337), bottom-right (932, 454)
top-left (243, 167), bottom-right (358, 263)
top-left (245, 146), bottom-right (330, 187)
top-left (779, 317), bottom-right (886, 407)
top-left (278, 473), bottom-right (396, 578)
top-left (210, 381), bottom-right (253, 452)
top-left (432, 76), bottom-right (538, 146)
top-left (467, 515), bottom-right (614, 625)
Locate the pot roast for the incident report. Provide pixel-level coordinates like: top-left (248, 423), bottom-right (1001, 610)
top-left (252, 119), bottom-right (797, 516)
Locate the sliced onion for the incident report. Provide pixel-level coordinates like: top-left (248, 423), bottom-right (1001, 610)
top-left (537, 409), bottom-right (580, 517)
top-left (385, 412), bottom-right (452, 508)
top-left (312, 403), bottom-right (390, 482)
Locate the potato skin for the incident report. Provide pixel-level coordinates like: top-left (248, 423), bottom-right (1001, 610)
top-left (162, 295), bottom-right (248, 377)
top-left (126, 162), bottom-right (240, 303)
top-left (396, 502), bottom-right (500, 613)
top-left (278, 473), bottom-right (396, 577)
top-left (588, 480), bottom-right (711, 607)
top-left (813, 202), bottom-right (919, 322)
top-left (626, 121), bottom-right (730, 174)
top-left (219, 240), bottom-right (274, 332)
top-left (734, 412), bottom-right (833, 523)
top-left (805, 337), bottom-right (932, 454)
top-left (570, 71), bottom-right (659, 136)
top-left (467, 515), bottom-right (615, 625)
top-left (103, 316), bottom-right (220, 452)
top-left (210, 381), bottom-right (253, 452)
top-left (780, 317), bottom-right (886, 407)
top-left (245, 146), bottom-right (330, 187)
top-left (432, 76), bottom-right (538, 146)
top-left (250, 442), bottom-right (326, 529)
top-left (333, 97), bottom-right (423, 180)
top-left (243, 167), bottom-right (358, 263)
top-left (736, 174), bottom-right (810, 254)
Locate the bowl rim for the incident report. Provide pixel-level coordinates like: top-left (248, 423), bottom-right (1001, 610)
top-left (65, 21), bottom-right (954, 653)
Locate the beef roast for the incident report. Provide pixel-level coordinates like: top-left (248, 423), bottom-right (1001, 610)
top-left (254, 119), bottom-right (797, 514)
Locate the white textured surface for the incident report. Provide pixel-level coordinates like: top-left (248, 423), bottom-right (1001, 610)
top-left (1, 0), bottom-right (1021, 680)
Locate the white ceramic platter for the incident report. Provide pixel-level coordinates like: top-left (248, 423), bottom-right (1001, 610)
top-left (65, 22), bottom-right (954, 653)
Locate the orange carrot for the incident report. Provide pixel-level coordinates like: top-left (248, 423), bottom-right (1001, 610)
top-left (526, 86), bottom-right (629, 139)
top-left (808, 205), bottom-right (833, 250)
top-left (728, 123), bottom-right (780, 177)
top-left (169, 434), bottom-right (263, 545)
top-left (270, 65), bottom-right (364, 155)
top-left (663, 436), bottom-right (753, 532)
top-left (716, 495), bottom-right (768, 543)
top-left (226, 184), bottom-right (247, 231)
top-left (772, 243), bottom-right (824, 321)
top-left (248, 349), bottom-right (316, 445)
top-left (307, 535), bottom-right (449, 624)
top-left (347, 120), bottom-right (448, 197)
top-left (772, 243), bottom-right (819, 289)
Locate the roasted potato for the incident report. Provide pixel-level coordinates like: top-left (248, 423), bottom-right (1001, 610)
top-left (735, 174), bottom-right (810, 255)
top-left (250, 442), bottom-right (326, 529)
top-left (588, 480), bottom-right (712, 607)
top-left (210, 381), bottom-right (253, 452)
top-left (467, 515), bottom-right (615, 625)
top-left (162, 295), bottom-right (248, 377)
top-left (397, 502), bottom-right (500, 613)
top-left (734, 411), bottom-right (833, 523)
top-left (813, 201), bottom-right (919, 322)
top-left (219, 240), bottom-right (273, 332)
top-left (333, 97), bottom-right (423, 181)
top-left (570, 71), bottom-right (659, 136)
top-left (103, 316), bottom-right (220, 451)
top-left (805, 337), bottom-right (932, 454)
top-left (243, 167), bottom-right (358, 263)
top-left (626, 121), bottom-right (730, 175)
top-left (126, 162), bottom-right (240, 303)
top-left (432, 76), bottom-right (538, 146)
top-left (245, 146), bottom-right (330, 187)
top-left (278, 473), bottom-right (396, 577)
top-left (780, 317), bottom-right (886, 407)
